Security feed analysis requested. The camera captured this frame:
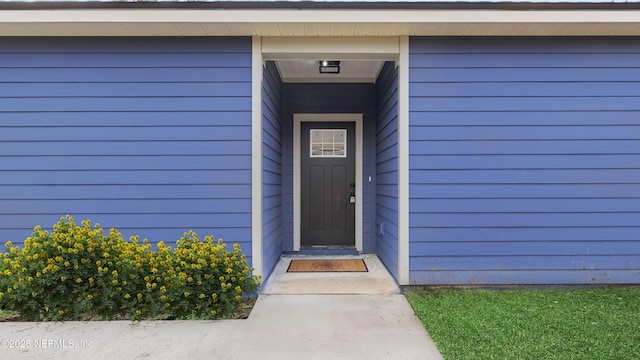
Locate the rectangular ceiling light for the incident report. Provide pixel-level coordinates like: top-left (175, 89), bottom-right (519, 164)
top-left (319, 60), bottom-right (340, 74)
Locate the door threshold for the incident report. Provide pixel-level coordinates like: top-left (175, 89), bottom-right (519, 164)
top-left (294, 247), bottom-right (359, 256)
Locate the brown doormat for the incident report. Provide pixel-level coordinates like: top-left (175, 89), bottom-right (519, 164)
top-left (287, 259), bottom-right (368, 273)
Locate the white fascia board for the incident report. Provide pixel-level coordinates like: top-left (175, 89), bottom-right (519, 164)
top-left (262, 37), bottom-right (399, 60)
top-left (1, 9), bottom-right (640, 36)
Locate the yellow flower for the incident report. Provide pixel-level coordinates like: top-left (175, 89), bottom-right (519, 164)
top-left (199, 293), bottom-right (206, 299)
top-left (124, 293), bottom-right (131, 299)
top-left (76, 278), bottom-right (83, 283)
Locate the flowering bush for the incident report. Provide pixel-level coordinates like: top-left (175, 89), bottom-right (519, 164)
top-left (0, 216), bottom-right (260, 321)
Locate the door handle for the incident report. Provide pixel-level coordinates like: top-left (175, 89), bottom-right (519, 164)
top-left (349, 192), bottom-right (356, 204)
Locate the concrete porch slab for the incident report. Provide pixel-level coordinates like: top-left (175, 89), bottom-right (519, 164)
top-left (261, 254), bottom-right (401, 295)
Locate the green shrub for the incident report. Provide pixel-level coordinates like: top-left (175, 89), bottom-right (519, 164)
top-left (0, 216), bottom-right (260, 321)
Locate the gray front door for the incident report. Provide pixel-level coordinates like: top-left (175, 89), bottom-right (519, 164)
top-left (301, 122), bottom-right (356, 247)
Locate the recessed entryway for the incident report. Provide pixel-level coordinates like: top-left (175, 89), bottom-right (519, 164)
top-left (254, 35), bottom-right (409, 285)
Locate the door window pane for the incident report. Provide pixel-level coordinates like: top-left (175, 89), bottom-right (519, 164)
top-left (310, 129), bottom-right (347, 158)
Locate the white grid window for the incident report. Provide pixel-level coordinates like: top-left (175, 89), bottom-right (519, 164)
top-left (310, 129), bottom-right (347, 158)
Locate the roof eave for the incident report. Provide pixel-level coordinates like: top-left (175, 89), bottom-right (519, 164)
top-left (1, 8), bottom-right (640, 37)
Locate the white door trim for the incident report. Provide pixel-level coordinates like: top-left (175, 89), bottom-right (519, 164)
top-left (294, 113), bottom-right (363, 251)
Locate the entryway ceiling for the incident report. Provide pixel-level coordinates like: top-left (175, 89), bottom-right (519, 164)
top-left (275, 59), bottom-right (385, 83)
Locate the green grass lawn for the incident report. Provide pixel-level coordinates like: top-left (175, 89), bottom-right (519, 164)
top-left (406, 287), bottom-right (640, 360)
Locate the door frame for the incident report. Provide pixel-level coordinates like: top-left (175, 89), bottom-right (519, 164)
top-left (294, 113), bottom-right (363, 251)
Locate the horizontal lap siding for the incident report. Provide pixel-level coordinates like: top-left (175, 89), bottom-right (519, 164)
top-left (375, 62), bottom-right (399, 280)
top-left (262, 62), bottom-right (283, 279)
top-left (0, 37), bottom-right (254, 264)
top-left (409, 37), bottom-right (640, 285)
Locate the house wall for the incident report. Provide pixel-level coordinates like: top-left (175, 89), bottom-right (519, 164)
top-left (282, 83), bottom-right (377, 252)
top-left (375, 62), bottom-right (400, 280)
top-left (0, 37), bottom-right (255, 265)
top-left (409, 37), bottom-right (640, 284)
top-left (262, 61), bottom-right (284, 277)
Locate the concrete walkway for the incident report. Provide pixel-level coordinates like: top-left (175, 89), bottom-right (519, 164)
top-left (0, 255), bottom-right (443, 360)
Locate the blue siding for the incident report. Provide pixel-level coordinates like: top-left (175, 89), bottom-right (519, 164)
top-left (262, 61), bottom-right (283, 278)
top-left (281, 84), bottom-right (377, 252)
top-left (0, 37), bottom-right (254, 265)
top-left (375, 62), bottom-right (400, 280)
top-left (409, 37), bottom-right (640, 285)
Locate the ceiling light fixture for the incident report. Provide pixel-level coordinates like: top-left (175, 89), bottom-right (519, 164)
top-left (319, 60), bottom-right (340, 74)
